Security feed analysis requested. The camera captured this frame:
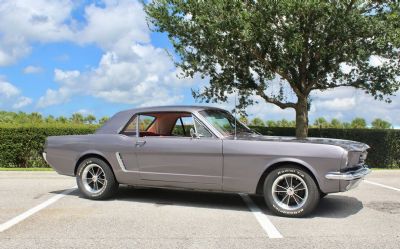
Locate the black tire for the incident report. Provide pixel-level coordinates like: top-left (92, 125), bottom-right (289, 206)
top-left (76, 157), bottom-right (119, 200)
top-left (263, 166), bottom-right (320, 217)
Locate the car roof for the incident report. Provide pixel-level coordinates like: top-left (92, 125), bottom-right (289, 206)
top-left (96, 105), bottom-right (226, 134)
top-left (119, 105), bottom-right (224, 114)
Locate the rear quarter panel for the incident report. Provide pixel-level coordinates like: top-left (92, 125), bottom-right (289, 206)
top-left (222, 140), bottom-right (345, 194)
top-left (45, 134), bottom-right (139, 184)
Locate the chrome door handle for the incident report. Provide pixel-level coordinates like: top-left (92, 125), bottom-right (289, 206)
top-left (136, 140), bottom-right (146, 147)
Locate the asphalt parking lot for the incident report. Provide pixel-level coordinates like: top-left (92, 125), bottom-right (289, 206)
top-left (0, 170), bottom-right (399, 249)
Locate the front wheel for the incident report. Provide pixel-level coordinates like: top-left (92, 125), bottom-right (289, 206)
top-left (76, 157), bottom-right (119, 200)
top-left (263, 166), bottom-right (320, 217)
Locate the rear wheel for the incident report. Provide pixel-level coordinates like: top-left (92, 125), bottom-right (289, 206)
top-left (76, 157), bottom-right (119, 200)
top-left (263, 166), bottom-right (320, 217)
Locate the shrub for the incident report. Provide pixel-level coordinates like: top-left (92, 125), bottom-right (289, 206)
top-left (0, 124), bottom-right (97, 168)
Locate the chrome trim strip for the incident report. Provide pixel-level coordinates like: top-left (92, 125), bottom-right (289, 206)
top-left (325, 167), bottom-right (371, 180)
top-left (42, 152), bottom-right (47, 163)
top-left (115, 152), bottom-right (136, 173)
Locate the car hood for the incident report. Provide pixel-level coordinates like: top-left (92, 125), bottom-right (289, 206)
top-left (231, 134), bottom-right (370, 152)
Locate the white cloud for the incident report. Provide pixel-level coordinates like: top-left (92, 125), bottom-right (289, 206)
top-left (369, 55), bottom-right (390, 67)
top-left (54, 69), bottom-right (80, 84)
top-left (0, 81), bottom-right (20, 98)
top-left (12, 96), bottom-right (33, 108)
top-left (37, 88), bottom-right (72, 108)
top-left (37, 1), bottom-right (204, 108)
top-left (314, 97), bottom-right (356, 111)
top-left (0, 36), bottom-right (31, 66)
top-left (39, 44), bottom-right (193, 107)
top-left (0, 80), bottom-right (32, 109)
top-left (0, 0), bottom-right (75, 65)
top-left (77, 0), bottom-right (149, 56)
top-left (23, 65), bottom-right (43, 74)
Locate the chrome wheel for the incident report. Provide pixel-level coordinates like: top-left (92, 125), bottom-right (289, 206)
top-left (82, 164), bottom-right (107, 194)
top-left (271, 173), bottom-right (308, 210)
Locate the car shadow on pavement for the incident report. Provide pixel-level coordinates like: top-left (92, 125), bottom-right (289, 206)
top-left (52, 185), bottom-right (249, 212)
top-left (51, 187), bottom-right (363, 218)
top-left (250, 194), bottom-right (364, 218)
top-left (115, 186), bottom-right (250, 211)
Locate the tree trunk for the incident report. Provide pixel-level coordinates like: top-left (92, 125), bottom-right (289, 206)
top-left (295, 96), bottom-right (308, 139)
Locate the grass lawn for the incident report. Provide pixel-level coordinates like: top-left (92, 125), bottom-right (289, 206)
top-left (0, 167), bottom-right (54, 171)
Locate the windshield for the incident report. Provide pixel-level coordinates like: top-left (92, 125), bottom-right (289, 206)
top-left (199, 109), bottom-right (254, 136)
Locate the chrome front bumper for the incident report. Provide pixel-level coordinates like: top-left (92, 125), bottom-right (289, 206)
top-left (325, 166), bottom-right (371, 180)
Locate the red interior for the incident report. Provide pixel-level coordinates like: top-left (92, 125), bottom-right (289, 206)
top-left (139, 131), bottom-right (160, 137)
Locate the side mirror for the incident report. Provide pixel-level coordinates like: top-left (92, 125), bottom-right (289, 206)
top-left (190, 128), bottom-right (199, 139)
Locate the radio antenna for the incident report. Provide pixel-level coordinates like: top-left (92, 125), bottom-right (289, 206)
top-left (233, 51), bottom-right (238, 140)
top-left (234, 87), bottom-right (238, 140)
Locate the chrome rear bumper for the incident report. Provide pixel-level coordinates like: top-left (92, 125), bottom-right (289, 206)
top-left (325, 166), bottom-right (371, 180)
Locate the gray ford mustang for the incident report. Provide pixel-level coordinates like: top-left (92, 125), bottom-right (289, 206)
top-left (43, 105), bottom-right (370, 217)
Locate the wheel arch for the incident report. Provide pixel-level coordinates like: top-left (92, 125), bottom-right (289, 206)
top-left (255, 159), bottom-right (321, 195)
top-left (74, 152), bottom-right (115, 177)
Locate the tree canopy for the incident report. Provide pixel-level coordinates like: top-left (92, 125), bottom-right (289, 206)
top-left (371, 118), bottom-right (392, 129)
top-left (145, 0), bottom-right (400, 138)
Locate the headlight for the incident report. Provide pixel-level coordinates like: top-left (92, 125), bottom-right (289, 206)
top-left (347, 151), bottom-right (362, 167)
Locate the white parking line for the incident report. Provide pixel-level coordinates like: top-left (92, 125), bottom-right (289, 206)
top-left (364, 180), bottom-right (400, 192)
top-left (239, 193), bottom-right (283, 239)
top-left (0, 186), bottom-right (77, 233)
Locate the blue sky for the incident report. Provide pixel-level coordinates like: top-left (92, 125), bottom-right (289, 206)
top-left (0, 0), bottom-right (399, 127)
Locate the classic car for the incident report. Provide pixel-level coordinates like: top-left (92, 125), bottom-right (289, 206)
top-left (43, 106), bottom-right (371, 217)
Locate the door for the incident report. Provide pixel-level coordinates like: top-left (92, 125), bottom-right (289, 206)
top-left (135, 113), bottom-right (223, 186)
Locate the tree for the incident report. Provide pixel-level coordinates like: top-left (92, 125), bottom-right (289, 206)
top-left (71, 113), bottom-right (84, 124)
top-left (266, 120), bottom-right (277, 127)
top-left (99, 116), bottom-right (110, 125)
top-left (0, 111), bottom-right (13, 123)
top-left (351, 117), bottom-right (367, 128)
top-left (371, 118), bottom-right (392, 129)
top-left (276, 119), bottom-right (294, 127)
top-left (16, 112), bottom-right (29, 123)
top-left (313, 117), bottom-right (329, 128)
top-left (45, 115), bottom-right (55, 123)
top-left (239, 115), bottom-right (249, 125)
top-left (251, 117), bottom-right (265, 126)
top-left (29, 112), bottom-right (43, 123)
top-left (330, 118), bottom-right (343, 128)
top-left (145, 0), bottom-right (400, 138)
top-left (57, 116), bottom-right (68, 124)
top-left (343, 122), bottom-right (352, 129)
top-left (85, 114), bottom-right (96, 124)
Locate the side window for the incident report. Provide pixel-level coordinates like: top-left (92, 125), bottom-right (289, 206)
top-left (139, 115), bottom-right (156, 132)
top-left (171, 116), bottom-right (194, 137)
top-left (122, 112), bottom-right (213, 138)
top-left (121, 115), bottom-right (156, 136)
top-left (121, 115), bottom-right (138, 136)
top-left (171, 118), bottom-right (186, 136)
top-left (171, 116), bottom-right (213, 138)
top-left (194, 118), bottom-right (213, 138)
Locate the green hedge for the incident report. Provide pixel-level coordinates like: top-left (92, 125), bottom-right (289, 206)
top-left (250, 127), bottom-right (400, 169)
top-left (0, 125), bottom-right (97, 168)
top-left (0, 125), bottom-right (398, 168)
